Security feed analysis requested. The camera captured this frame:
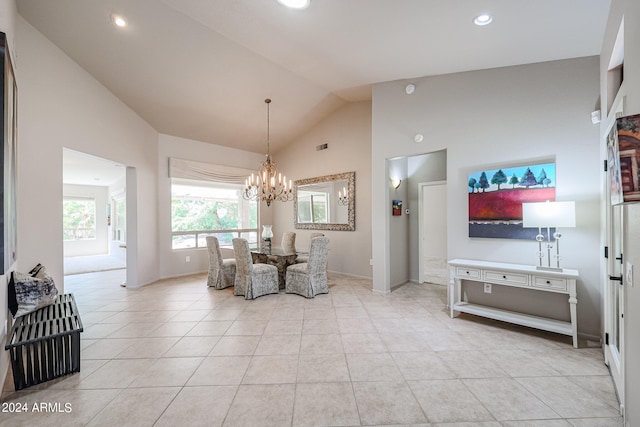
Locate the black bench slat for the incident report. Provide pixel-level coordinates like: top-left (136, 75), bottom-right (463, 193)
top-left (4, 293), bottom-right (83, 390)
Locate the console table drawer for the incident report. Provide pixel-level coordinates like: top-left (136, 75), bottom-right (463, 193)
top-left (456, 267), bottom-right (481, 279)
top-left (483, 270), bottom-right (529, 286)
top-left (532, 276), bottom-right (567, 291)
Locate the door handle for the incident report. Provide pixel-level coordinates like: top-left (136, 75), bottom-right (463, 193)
top-left (609, 275), bottom-right (623, 284)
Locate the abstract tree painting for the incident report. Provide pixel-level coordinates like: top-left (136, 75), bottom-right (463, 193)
top-left (468, 162), bottom-right (556, 239)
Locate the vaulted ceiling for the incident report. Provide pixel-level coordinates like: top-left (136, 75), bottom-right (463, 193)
top-left (18, 0), bottom-right (610, 155)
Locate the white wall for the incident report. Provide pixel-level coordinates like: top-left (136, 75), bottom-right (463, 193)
top-left (272, 102), bottom-right (372, 278)
top-left (157, 133), bottom-right (267, 279)
top-left (16, 17), bottom-right (159, 288)
top-left (388, 156), bottom-right (409, 286)
top-left (0, 0), bottom-right (16, 399)
top-left (602, 1), bottom-right (640, 425)
top-left (63, 184), bottom-right (109, 257)
top-left (372, 57), bottom-right (602, 337)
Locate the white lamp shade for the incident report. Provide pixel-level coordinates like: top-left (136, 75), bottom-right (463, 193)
top-left (522, 201), bottom-right (576, 228)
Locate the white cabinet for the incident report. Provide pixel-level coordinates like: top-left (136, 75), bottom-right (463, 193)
top-left (448, 259), bottom-right (579, 348)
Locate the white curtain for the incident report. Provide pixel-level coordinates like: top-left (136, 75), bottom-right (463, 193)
top-left (168, 158), bottom-right (254, 184)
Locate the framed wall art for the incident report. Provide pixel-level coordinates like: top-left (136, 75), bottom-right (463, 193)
top-left (468, 161), bottom-right (556, 240)
top-left (616, 114), bottom-right (640, 202)
top-left (392, 200), bottom-right (402, 216)
top-left (1, 32), bottom-right (18, 273)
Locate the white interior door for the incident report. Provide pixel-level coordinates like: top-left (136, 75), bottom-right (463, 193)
top-left (604, 117), bottom-right (624, 411)
top-left (605, 202), bottom-right (624, 410)
top-left (418, 182), bottom-right (447, 285)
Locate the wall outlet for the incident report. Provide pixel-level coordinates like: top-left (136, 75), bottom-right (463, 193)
top-left (626, 262), bottom-right (633, 287)
top-left (484, 283), bottom-right (492, 293)
top-left (185, 256), bottom-right (191, 263)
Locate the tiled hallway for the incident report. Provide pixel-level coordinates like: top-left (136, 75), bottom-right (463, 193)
top-left (1, 269), bottom-right (622, 426)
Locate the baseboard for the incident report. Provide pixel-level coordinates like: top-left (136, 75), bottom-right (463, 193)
top-left (578, 332), bottom-right (602, 346)
top-left (327, 270), bottom-right (371, 280)
top-left (153, 270), bottom-right (208, 283)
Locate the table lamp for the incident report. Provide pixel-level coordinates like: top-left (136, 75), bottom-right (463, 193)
top-left (522, 200), bottom-right (575, 271)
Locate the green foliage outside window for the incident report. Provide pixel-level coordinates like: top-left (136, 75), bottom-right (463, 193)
top-left (63, 199), bottom-right (96, 240)
top-left (171, 181), bottom-right (258, 249)
top-left (171, 199), bottom-right (256, 231)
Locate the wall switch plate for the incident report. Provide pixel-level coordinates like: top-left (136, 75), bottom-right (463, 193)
top-left (484, 283), bottom-right (492, 293)
top-left (186, 256), bottom-right (191, 263)
top-left (626, 262), bottom-right (633, 287)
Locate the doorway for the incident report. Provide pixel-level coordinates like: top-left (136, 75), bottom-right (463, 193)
top-left (62, 149), bottom-right (127, 276)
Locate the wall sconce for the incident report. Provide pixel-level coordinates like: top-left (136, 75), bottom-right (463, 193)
top-left (390, 178), bottom-right (402, 189)
top-left (337, 187), bottom-right (349, 205)
top-left (522, 200), bottom-right (575, 271)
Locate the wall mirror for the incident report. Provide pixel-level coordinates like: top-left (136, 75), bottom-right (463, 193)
top-left (294, 171), bottom-right (355, 231)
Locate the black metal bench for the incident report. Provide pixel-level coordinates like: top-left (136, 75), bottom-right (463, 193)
top-left (4, 293), bottom-right (83, 390)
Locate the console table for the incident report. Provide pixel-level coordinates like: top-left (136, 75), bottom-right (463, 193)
top-left (448, 259), bottom-right (579, 348)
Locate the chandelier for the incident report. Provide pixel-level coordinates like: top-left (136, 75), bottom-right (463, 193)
top-left (243, 99), bottom-right (293, 207)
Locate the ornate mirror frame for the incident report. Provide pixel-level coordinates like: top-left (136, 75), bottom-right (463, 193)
top-left (294, 171), bottom-right (355, 231)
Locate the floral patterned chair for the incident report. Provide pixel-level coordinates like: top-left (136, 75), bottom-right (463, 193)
top-left (206, 236), bottom-right (236, 289)
top-left (295, 232), bottom-right (324, 264)
top-left (285, 236), bottom-right (329, 298)
top-left (232, 238), bottom-right (279, 299)
top-left (281, 231), bottom-right (296, 253)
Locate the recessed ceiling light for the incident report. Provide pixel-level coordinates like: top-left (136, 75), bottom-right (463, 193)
top-left (111, 14), bottom-right (127, 27)
top-left (277, 0), bottom-right (311, 10)
top-left (473, 14), bottom-right (493, 26)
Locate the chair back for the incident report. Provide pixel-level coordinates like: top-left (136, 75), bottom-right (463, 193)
top-left (307, 237), bottom-right (329, 274)
top-left (310, 232), bottom-right (324, 239)
top-left (232, 238), bottom-right (253, 275)
top-left (282, 232), bottom-right (296, 253)
top-left (206, 236), bottom-right (224, 268)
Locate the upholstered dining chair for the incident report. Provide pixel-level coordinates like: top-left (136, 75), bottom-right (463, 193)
top-left (232, 238), bottom-right (279, 299)
top-left (281, 231), bottom-right (296, 253)
top-left (285, 236), bottom-right (329, 298)
top-left (206, 236), bottom-right (236, 289)
top-left (295, 232), bottom-right (324, 264)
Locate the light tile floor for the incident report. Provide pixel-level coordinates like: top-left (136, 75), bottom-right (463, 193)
top-left (1, 270), bottom-right (623, 427)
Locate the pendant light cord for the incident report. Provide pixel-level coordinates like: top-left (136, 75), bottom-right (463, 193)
top-left (265, 98), bottom-right (271, 156)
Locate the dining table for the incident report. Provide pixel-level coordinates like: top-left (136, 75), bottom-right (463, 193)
top-left (250, 245), bottom-right (298, 289)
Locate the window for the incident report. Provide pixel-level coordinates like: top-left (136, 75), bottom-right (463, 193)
top-left (112, 192), bottom-right (126, 242)
top-left (171, 179), bottom-right (258, 249)
top-left (297, 191), bottom-right (329, 223)
top-left (63, 197), bottom-right (97, 240)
